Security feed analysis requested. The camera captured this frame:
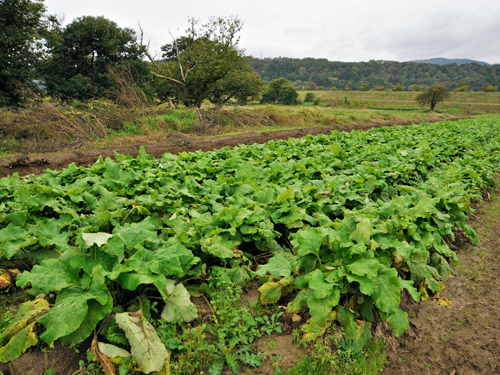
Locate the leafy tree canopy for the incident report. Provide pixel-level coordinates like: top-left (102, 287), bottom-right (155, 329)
top-left (415, 84), bottom-right (450, 111)
top-left (207, 63), bottom-right (263, 105)
top-left (0, 0), bottom-right (55, 106)
top-left (260, 78), bottom-right (299, 105)
top-left (151, 16), bottom-right (259, 108)
top-left (41, 15), bottom-right (149, 101)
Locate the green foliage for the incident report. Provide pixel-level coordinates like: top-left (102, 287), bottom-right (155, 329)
top-left (286, 333), bottom-right (387, 375)
top-left (247, 57), bottom-right (500, 92)
top-left (358, 83), bottom-right (369, 91)
top-left (415, 84), bottom-right (451, 111)
top-left (156, 268), bottom-right (268, 375)
top-left (456, 81), bottom-right (469, 92)
top-left (208, 64), bottom-right (263, 105)
top-left (1, 118), bottom-right (500, 364)
top-left (153, 16), bottom-right (253, 108)
top-left (304, 92), bottom-right (315, 103)
top-left (412, 85), bottom-right (422, 92)
top-left (41, 16), bottom-right (150, 101)
top-left (367, 106), bottom-right (426, 111)
top-left (0, 0), bottom-right (55, 106)
top-left (482, 83), bottom-right (498, 92)
top-left (392, 83), bottom-right (405, 91)
top-left (261, 78), bottom-right (299, 105)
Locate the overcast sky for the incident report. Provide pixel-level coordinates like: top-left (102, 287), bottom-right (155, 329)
top-left (44, 0), bottom-right (500, 64)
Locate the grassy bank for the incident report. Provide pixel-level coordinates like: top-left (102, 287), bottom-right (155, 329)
top-left (1, 90), bottom-right (499, 156)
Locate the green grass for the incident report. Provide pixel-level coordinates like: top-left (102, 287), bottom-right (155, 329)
top-left (300, 90), bottom-right (500, 114)
top-left (283, 333), bottom-right (387, 375)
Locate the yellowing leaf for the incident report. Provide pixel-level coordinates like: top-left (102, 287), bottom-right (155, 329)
top-left (301, 319), bottom-right (329, 342)
top-left (0, 269), bottom-right (19, 290)
top-left (0, 323), bottom-right (38, 363)
top-left (258, 282), bottom-right (282, 304)
top-left (115, 310), bottom-right (169, 374)
top-left (0, 298), bottom-right (49, 347)
top-left (435, 296), bottom-right (453, 307)
top-left (82, 233), bottom-right (114, 247)
top-left (161, 280), bottom-right (198, 323)
top-left (98, 342), bottom-right (131, 358)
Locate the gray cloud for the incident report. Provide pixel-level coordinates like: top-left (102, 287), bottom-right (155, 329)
top-left (44, 0), bottom-right (500, 64)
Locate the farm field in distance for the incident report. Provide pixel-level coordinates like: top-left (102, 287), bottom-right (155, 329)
top-left (1, 116), bottom-right (500, 374)
top-left (306, 90), bottom-right (500, 114)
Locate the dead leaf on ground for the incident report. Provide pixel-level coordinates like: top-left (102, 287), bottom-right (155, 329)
top-left (433, 296), bottom-right (453, 307)
top-left (0, 269), bottom-right (20, 290)
top-left (91, 337), bottom-right (117, 375)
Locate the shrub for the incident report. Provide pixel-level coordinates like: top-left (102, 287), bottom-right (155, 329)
top-left (304, 92), bottom-right (315, 103)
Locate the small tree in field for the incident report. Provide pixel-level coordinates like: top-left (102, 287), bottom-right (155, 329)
top-left (456, 81), bottom-right (469, 92)
top-left (415, 84), bottom-right (450, 111)
top-left (392, 83), bottom-right (405, 91)
top-left (304, 92), bottom-right (315, 102)
top-left (260, 78), bottom-right (298, 105)
top-left (482, 83), bottom-right (498, 92)
top-left (358, 83), bottom-right (369, 91)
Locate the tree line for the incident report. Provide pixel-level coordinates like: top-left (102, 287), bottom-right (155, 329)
top-left (0, 0), bottom-right (262, 107)
top-left (247, 57), bottom-right (500, 92)
top-left (2, 0), bottom-right (497, 109)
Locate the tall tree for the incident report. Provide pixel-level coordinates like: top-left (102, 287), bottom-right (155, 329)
top-left (42, 16), bottom-right (148, 100)
top-left (0, 0), bottom-right (54, 106)
top-left (150, 16), bottom-right (249, 108)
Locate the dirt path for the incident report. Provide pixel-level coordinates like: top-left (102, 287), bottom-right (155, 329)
top-left (383, 186), bottom-right (500, 375)
top-left (0, 118), bottom-right (462, 179)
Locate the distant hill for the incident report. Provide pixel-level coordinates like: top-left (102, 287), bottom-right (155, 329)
top-left (247, 57), bottom-right (500, 92)
top-left (412, 58), bottom-right (491, 66)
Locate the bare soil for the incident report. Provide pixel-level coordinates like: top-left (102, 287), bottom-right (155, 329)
top-left (0, 118), bottom-right (464, 179)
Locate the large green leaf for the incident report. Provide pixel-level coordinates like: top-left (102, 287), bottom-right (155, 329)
top-left (38, 288), bottom-right (91, 346)
top-left (371, 267), bottom-right (401, 315)
top-left (349, 218), bottom-right (372, 245)
top-left (16, 258), bottom-right (80, 295)
top-left (387, 309), bottom-right (409, 337)
top-left (253, 252), bottom-right (293, 278)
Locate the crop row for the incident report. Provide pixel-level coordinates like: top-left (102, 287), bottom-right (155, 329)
top-left (0, 117), bottom-right (499, 367)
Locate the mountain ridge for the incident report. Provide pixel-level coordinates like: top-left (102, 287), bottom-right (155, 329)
top-left (412, 57), bottom-right (491, 66)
